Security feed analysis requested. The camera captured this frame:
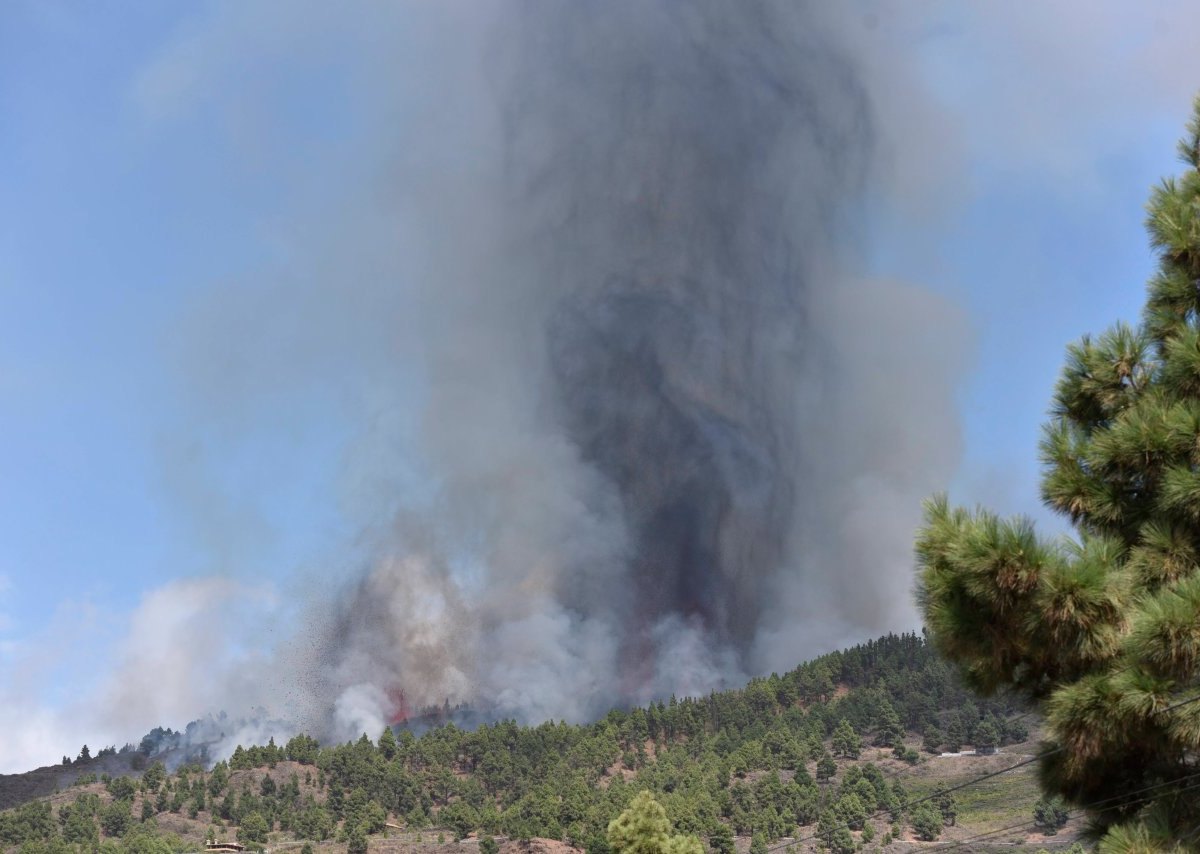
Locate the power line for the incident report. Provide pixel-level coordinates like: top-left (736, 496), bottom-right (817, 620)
top-left (763, 686), bottom-right (1200, 854)
top-left (929, 773), bottom-right (1200, 853)
top-left (764, 746), bottom-right (1062, 852)
top-left (831, 773), bottom-right (1200, 854)
top-left (1160, 693), bottom-right (1200, 715)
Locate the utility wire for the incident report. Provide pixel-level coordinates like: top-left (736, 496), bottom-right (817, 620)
top-left (764, 688), bottom-right (1200, 853)
top-left (764, 747), bottom-right (1062, 852)
top-left (928, 772), bottom-right (1200, 853)
top-left (809, 773), bottom-right (1200, 854)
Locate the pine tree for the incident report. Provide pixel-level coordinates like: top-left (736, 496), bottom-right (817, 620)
top-left (972, 720), bottom-right (999, 755)
top-left (815, 752), bottom-right (837, 784)
top-left (1033, 797), bottom-right (1069, 836)
top-left (347, 823), bottom-right (368, 854)
top-left (606, 791), bottom-right (703, 854)
top-left (237, 812), bottom-right (269, 846)
top-left (933, 785), bottom-right (957, 827)
top-left (833, 793), bottom-right (867, 831)
top-left (378, 728), bottom-right (398, 761)
top-left (943, 716), bottom-right (965, 753)
top-left (916, 97), bottom-right (1200, 850)
top-left (708, 823), bottom-right (734, 854)
top-left (816, 810), bottom-right (854, 854)
top-left (909, 804), bottom-right (942, 842)
top-left (873, 699), bottom-right (904, 747)
top-left (830, 720), bottom-right (861, 760)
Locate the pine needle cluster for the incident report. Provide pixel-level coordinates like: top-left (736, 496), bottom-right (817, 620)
top-left (917, 98), bottom-right (1200, 851)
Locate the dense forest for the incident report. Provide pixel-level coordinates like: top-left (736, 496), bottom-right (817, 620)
top-left (1, 633), bottom-right (1047, 854)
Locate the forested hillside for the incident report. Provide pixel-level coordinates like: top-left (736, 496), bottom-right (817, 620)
top-left (2, 633), bottom-right (1065, 854)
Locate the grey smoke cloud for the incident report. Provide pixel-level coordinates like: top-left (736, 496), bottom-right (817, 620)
top-left (13, 1), bottom-right (1200, 776)
top-left (274, 0), bottom-right (970, 736)
top-left (123, 0), bottom-right (972, 744)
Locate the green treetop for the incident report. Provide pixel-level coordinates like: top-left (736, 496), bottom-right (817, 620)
top-left (909, 804), bottom-right (942, 843)
top-left (378, 727), bottom-right (398, 761)
top-left (916, 97), bottom-right (1200, 851)
top-left (707, 823), bottom-right (734, 854)
top-left (607, 791), bottom-right (704, 854)
top-left (830, 719), bottom-right (861, 760)
top-left (1034, 796), bottom-right (1070, 836)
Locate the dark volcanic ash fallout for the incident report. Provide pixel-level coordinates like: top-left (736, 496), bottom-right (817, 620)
top-left (295, 1), bottom-right (968, 742)
top-left (123, 0), bottom-right (969, 749)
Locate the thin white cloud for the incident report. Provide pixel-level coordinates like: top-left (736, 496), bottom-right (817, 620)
top-left (0, 578), bottom-right (281, 773)
top-left (912, 1), bottom-right (1200, 190)
top-left (0, 597), bottom-right (111, 772)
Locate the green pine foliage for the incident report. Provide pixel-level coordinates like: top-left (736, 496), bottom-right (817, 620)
top-left (707, 820), bottom-right (734, 854)
top-left (917, 98), bottom-right (1200, 850)
top-left (236, 811), bottom-right (269, 845)
top-left (933, 784), bottom-right (957, 827)
top-left (1034, 796), bottom-right (1070, 836)
top-left (0, 633), bottom-right (1029, 853)
top-left (816, 809), bottom-right (855, 854)
top-left (830, 719), bottom-right (862, 759)
top-left (607, 791), bottom-right (702, 854)
top-left (909, 803), bottom-right (943, 841)
top-left (346, 822), bottom-right (368, 854)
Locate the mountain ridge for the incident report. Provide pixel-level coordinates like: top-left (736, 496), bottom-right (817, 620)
top-left (1, 633), bottom-right (1077, 853)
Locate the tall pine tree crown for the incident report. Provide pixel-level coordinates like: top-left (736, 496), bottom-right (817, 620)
top-left (916, 97), bottom-right (1200, 850)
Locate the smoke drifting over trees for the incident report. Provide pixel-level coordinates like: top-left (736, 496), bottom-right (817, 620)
top-left (35, 0), bottom-right (971, 754)
top-left (15, 0), bottom-right (1200, 778)
top-left (286, 1), bottom-right (969, 741)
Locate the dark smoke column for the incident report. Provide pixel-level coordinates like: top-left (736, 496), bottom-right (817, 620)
top-left (507, 2), bottom-right (873, 680)
top-left (310, 1), bottom-right (899, 736)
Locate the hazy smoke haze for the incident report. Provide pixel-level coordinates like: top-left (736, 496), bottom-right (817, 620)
top-left (239, 1), bottom-right (974, 741)
top-left (1, 0), bottom-right (1000, 769)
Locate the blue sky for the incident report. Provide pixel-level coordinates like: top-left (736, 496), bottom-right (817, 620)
top-left (3, 1), bottom-right (1200, 770)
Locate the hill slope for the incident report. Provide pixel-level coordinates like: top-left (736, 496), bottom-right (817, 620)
top-left (1, 633), bottom-right (1081, 853)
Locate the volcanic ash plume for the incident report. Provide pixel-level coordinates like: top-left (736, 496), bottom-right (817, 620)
top-left (301, 0), bottom-right (968, 740)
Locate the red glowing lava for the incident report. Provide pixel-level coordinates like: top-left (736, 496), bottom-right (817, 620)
top-left (386, 686), bottom-right (410, 725)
